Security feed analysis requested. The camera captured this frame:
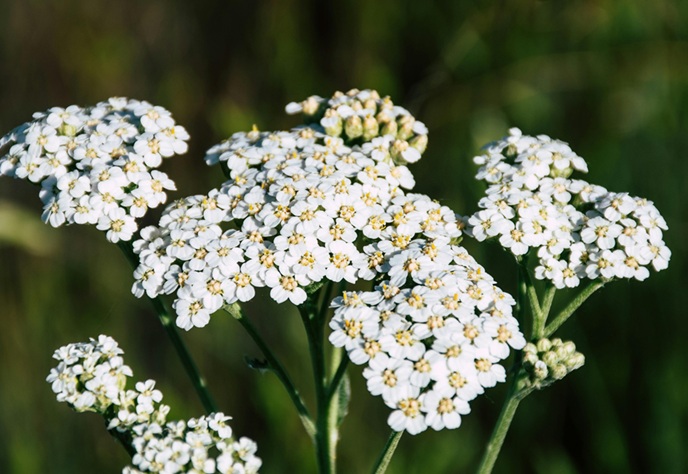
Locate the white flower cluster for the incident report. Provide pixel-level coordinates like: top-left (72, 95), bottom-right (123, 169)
top-left (329, 246), bottom-right (525, 435)
top-left (131, 90), bottom-right (525, 435)
top-left (285, 88), bottom-right (428, 164)
top-left (47, 335), bottom-right (135, 413)
top-left (132, 91), bottom-right (459, 331)
top-left (124, 414), bottom-right (261, 474)
top-left (47, 336), bottom-right (261, 473)
top-left (521, 338), bottom-right (585, 390)
top-left (0, 98), bottom-right (187, 242)
top-left (467, 128), bottom-right (670, 288)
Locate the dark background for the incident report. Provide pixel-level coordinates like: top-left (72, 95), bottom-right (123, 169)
top-left (0, 1), bottom-right (686, 473)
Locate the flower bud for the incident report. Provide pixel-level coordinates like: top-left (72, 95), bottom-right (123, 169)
top-left (322, 110), bottom-right (342, 137)
top-left (523, 351), bottom-right (539, 366)
top-left (410, 134), bottom-right (428, 155)
top-left (551, 363), bottom-right (568, 380)
top-left (380, 119), bottom-right (398, 137)
top-left (344, 115), bottom-right (363, 139)
top-left (302, 96), bottom-right (321, 115)
top-left (542, 350), bottom-right (558, 368)
top-left (362, 114), bottom-right (379, 141)
top-left (350, 100), bottom-right (363, 112)
top-left (565, 352), bottom-right (585, 371)
top-left (536, 338), bottom-right (552, 353)
top-left (363, 98), bottom-right (378, 111)
top-left (397, 115), bottom-right (415, 141)
top-left (523, 342), bottom-right (538, 355)
top-left (58, 124), bottom-right (78, 137)
top-left (533, 360), bottom-right (549, 380)
top-left (562, 341), bottom-right (577, 356)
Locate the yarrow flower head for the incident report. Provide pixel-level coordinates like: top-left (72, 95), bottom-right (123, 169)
top-left (46, 335), bottom-right (134, 413)
top-left (329, 243), bottom-right (526, 435)
top-left (131, 90), bottom-right (462, 331)
top-left (124, 414), bottom-right (261, 474)
top-left (47, 336), bottom-right (261, 473)
top-left (0, 98), bottom-right (187, 242)
top-left (467, 128), bottom-right (670, 288)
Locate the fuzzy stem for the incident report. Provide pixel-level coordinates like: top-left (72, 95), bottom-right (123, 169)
top-left (544, 280), bottom-right (605, 337)
top-left (299, 295), bottom-right (334, 474)
top-left (371, 431), bottom-right (404, 474)
top-left (117, 241), bottom-right (217, 413)
top-left (475, 382), bottom-right (527, 474)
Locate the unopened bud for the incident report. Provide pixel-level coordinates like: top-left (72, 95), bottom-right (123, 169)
top-left (362, 114), bottom-right (379, 141)
top-left (533, 360), bottom-right (549, 380)
top-left (551, 363), bottom-right (568, 380)
top-left (565, 352), bottom-right (585, 371)
top-left (322, 110), bottom-right (343, 137)
top-left (302, 96), bottom-right (321, 115)
top-left (344, 115), bottom-right (363, 139)
top-left (523, 342), bottom-right (538, 355)
top-left (397, 115), bottom-right (415, 141)
top-left (562, 341), bottom-right (577, 356)
top-left (537, 338), bottom-right (552, 353)
top-left (380, 119), bottom-right (398, 137)
top-left (58, 124), bottom-right (78, 137)
top-left (523, 351), bottom-right (539, 366)
top-left (409, 134), bottom-right (428, 154)
top-left (542, 351), bottom-right (558, 368)
top-left (363, 98), bottom-right (378, 111)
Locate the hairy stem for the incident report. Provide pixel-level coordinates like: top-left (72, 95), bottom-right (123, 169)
top-left (475, 381), bottom-right (529, 474)
top-left (371, 431), bottom-right (404, 474)
top-left (544, 280), bottom-right (605, 337)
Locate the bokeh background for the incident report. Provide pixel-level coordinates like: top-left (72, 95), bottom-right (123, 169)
top-left (0, 1), bottom-right (686, 473)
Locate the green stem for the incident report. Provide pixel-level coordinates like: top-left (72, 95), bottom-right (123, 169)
top-left (327, 352), bottom-right (349, 402)
top-left (533, 284), bottom-right (556, 339)
top-left (475, 381), bottom-right (529, 474)
top-left (299, 297), bottom-right (333, 474)
top-left (518, 264), bottom-right (541, 321)
top-left (544, 280), bottom-right (605, 337)
top-left (326, 346), bottom-right (345, 464)
top-left (117, 242), bottom-right (218, 414)
top-left (540, 285), bottom-right (557, 320)
top-left (371, 431), bottom-right (404, 474)
top-left (229, 306), bottom-right (316, 440)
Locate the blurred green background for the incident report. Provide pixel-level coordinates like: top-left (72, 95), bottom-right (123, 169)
top-left (0, 1), bottom-right (686, 473)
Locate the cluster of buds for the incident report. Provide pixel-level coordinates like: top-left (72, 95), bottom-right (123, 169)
top-left (521, 338), bottom-right (585, 389)
top-left (47, 336), bottom-right (261, 473)
top-left (286, 89), bottom-right (428, 163)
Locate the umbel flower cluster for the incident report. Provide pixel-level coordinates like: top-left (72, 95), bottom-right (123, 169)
top-left (467, 128), bottom-right (670, 288)
top-left (0, 99), bottom-right (186, 242)
top-left (128, 89), bottom-right (526, 435)
top-left (46, 336), bottom-right (261, 473)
